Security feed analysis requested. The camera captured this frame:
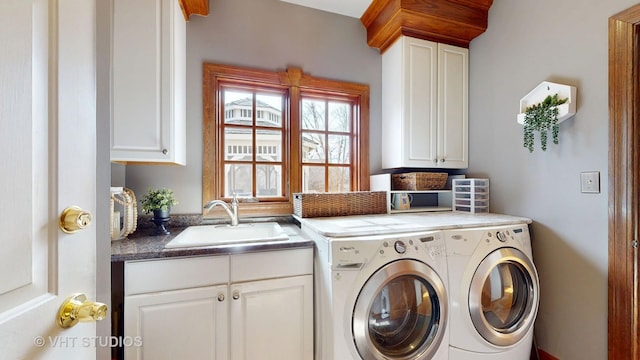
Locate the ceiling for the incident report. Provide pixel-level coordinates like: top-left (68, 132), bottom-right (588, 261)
top-left (279, 0), bottom-right (372, 18)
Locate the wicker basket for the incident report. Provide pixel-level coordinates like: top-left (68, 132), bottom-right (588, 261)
top-left (392, 172), bottom-right (448, 190)
top-left (293, 191), bottom-right (387, 218)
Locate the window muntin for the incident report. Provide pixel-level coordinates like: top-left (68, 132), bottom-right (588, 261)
top-left (202, 64), bottom-right (369, 217)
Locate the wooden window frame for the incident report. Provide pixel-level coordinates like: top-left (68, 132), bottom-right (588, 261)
top-left (203, 64), bottom-right (370, 217)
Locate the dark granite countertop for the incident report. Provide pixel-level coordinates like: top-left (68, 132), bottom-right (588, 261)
top-left (111, 216), bottom-right (314, 262)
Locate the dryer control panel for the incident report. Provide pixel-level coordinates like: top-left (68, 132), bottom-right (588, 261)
top-left (444, 224), bottom-right (531, 256)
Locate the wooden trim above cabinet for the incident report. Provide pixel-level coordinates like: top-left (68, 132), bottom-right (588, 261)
top-left (361, 0), bottom-right (493, 52)
top-left (178, 0), bottom-right (209, 20)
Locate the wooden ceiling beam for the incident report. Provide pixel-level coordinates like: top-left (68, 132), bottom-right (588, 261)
top-left (178, 0), bottom-right (209, 21)
top-left (361, 0), bottom-right (493, 52)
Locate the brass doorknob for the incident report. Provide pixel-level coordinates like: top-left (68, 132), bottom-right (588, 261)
top-left (57, 293), bottom-right (107, 328)
top-left (59, 206), bottom-right (92, 233)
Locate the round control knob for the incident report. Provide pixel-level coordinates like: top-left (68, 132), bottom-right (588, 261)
top-left (394, 240), bottom-right (407, 254)
top-left (496, 231), bottom-right (507, 242)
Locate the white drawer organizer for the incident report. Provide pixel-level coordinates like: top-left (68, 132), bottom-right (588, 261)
top-left (453, 178), bottom-right (489, 213)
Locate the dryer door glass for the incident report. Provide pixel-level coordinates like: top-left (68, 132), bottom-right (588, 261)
top-left (353, 259), bottom-right (447, 360)
top-left (469, 247), bottom-right (539, 346)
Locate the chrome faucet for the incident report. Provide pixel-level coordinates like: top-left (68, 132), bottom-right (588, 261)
top-left (204, 194), bottom-right (239, 226)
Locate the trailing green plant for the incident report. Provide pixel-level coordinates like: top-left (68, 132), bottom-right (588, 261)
top-left (140, 187), bottom-right (178, 213)
top-left (523, 93), bottom-right (568, 152)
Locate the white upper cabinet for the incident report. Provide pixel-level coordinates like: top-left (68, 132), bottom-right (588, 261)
top-left (382, 36), bottom-right (468, 169)
top-left (111, 0), bottom-right (186, 165)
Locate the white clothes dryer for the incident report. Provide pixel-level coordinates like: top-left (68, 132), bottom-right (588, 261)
top-left (309, 229), bottom-right (450, 360)
top-left (443, 223), bottom-right (539, 360)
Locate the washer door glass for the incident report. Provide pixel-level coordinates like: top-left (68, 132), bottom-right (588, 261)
top-left (469, 247), bottom-right (539, 346)
top-left (353, 259), bottom-right (447, 360)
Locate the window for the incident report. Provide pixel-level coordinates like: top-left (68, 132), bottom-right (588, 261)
top-left (203, 64), bottom-right (370, 216)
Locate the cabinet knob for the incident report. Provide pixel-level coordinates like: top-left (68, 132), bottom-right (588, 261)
top-left (441, 158), bottom-right (446, 163)
top-left (434, 159), bottom-right (438, 163)
top-left (217, 293), bottom-right (225, 302)
top-left (232, 291), bottom-right (240, 300)
top-left (162, 149), bottom-right (168, 155)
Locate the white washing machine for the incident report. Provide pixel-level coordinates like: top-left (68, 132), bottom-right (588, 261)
top-left (308, 228), bottom-right (450, 360)
top-left (443, 223), bottom-right (539, 360)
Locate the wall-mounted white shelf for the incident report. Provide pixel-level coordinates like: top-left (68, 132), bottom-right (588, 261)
top-left (516, 81), bottom-right (577, 125)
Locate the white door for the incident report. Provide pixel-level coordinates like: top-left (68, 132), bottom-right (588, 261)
top-left (0, 0), bottom-right (99, 359)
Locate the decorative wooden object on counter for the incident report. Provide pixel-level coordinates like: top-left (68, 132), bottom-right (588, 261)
top-left (361, 0), bottom-right (494, 52)
top-left (178, 0), bottom-right (209, 20)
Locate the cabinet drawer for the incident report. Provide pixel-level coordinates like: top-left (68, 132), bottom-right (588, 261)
top-left (125, 256), bottom-right (229, 295)
top-left (231, 248), bottom-right (313, 283)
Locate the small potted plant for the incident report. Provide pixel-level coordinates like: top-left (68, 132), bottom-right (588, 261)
top-left (140, 188), bottom-right (178, 235)
top-left (523, 93), bottom-right (568, 152)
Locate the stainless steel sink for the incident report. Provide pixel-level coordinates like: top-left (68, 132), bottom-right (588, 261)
top-left (164, 222), bottom-right (289, 249)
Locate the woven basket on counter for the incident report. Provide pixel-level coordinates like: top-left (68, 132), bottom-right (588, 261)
top-left (293, 191), bottom-right (387, 218)
top-left (392, 172), bottom-right (448, 190)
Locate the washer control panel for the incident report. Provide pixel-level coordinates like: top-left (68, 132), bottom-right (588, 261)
top-left (394, 240), bottom-right (407, 254)
top-left (330, 231), bottom-right (446, 269)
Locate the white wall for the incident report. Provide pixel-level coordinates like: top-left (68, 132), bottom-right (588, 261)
top-left (469, 0), bottom-right (636, 358)
top-left (124, 0), bottom-right (381, 213)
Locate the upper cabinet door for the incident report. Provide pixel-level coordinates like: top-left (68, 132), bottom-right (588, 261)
top-left (111, 0), bottom-right (186, 165)
top-left (381, 36), bottom-right (468, 169)
top-left (437, 44), bottom-right (468, 169)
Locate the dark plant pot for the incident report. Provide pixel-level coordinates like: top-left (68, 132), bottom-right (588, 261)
top-left (151, 208), bottom-right (171, 235)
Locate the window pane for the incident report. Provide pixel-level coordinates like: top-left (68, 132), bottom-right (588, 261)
top-left (302, 132), bottom-right (325, 163)
top-left (302, 99), bottom-right (326, 130)
top-left (303, 166), bottom-right (325, 192)
top-left (328, 135), bottom-right (350, 164)
top-left (225, 128), bottom-right (252, 161)
top-left (257, 165), bottom-right (282, 197)
top-left (256, 129), bottom-right (282, 162)
top-left (224, 164), bottom-right (252, 197)
top-left (328, 101), bottom-right (350, 132)
top-left (329, 167), bottom-right (350, 192)
top-left (224, 90), bottom-right (253, 125)
top-left (256, 93), bottom-right (283, 128)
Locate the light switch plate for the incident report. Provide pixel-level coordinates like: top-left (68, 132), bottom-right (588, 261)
top-left (581, 171), bottom-right (600, 193)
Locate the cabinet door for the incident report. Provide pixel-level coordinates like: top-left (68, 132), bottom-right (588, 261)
top-left (404, 37), bottom-right (439, 167)
top-left (382, 37), bottom-right (439, 168)
top-left (437, 43), bottom-right (468, 168)
top-left (111, 0), bottom-right (186, 165)
top-left (230, 275), bottom-right (313, 360)
top-left (124, 285), bottom-right (228, 360)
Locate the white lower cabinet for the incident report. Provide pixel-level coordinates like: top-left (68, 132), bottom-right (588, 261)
top-left (124, 248), bottom-right (313, 360)
top-left (230, 275), bottom-right (313, 360)
top-left (125, 285), bottom-right (228, 360)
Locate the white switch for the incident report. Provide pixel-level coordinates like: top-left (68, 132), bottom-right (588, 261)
top-left (580, 171), bottom-right (600, 193)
